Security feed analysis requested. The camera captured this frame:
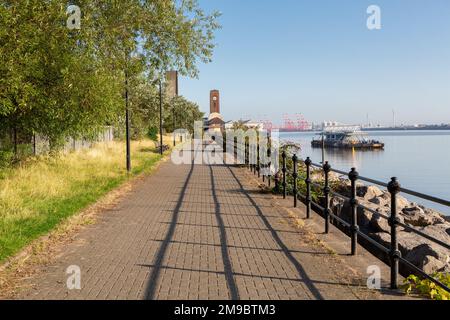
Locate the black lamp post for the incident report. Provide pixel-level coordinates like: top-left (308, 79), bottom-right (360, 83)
top-left (173, 102), bottom-right (176, 146)
top-left (125, 69), bottom-right (131, 173)
top-left (159, 78), bottom-right (163, 155)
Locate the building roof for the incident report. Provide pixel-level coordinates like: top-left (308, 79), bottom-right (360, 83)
top-left (208, 112), bottom-right (223, 121)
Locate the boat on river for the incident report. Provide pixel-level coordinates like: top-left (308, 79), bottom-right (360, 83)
top-left (311, 125), bottom-right (384, 149)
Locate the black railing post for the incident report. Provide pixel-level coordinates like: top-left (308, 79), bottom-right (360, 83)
top-left (268, 161), bottom-right (271, 187)
top-left (292, 154), bottom-right (298, 208)
top-left (253, 144), bottom-right (256, 174)
top-left (266, 148), bottom-right (271, 186)
top-left (257, 145), bottom-right (260, 178)
top-left (304, 157), bottom-right (312, 219)
top-left (282, 151), bottom-right (287, 199)
top-left (274, 170), bottom-right (279, 192)
top-left (349, 168), bottom-right (359, 255)
top-left (323, 161), bottom-right (331, 234)
top-left (244, 141), bottom-right (247, 167)
top-left (388, 177), bottom-right (401, 290)
top-left (246, 141), bottom-right (252, 170)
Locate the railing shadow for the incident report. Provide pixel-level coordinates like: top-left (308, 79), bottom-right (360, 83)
top-left (143, 159), bottom-right (195, 300)
top-left (209, 165), bottom-right (240, 300)
top-left (225, 165), bottom-right (324, 300)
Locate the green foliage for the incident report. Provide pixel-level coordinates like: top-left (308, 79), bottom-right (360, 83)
top-left (164, 95), bottom-right (204, 133)
top-left (0, 150), bottom-right (14, 169)
top-left (403, 273), bottom-right (450, 300)
top-left (231, 120), bottom-right (250, 131)
top-left (272, 143), bottom-right (322, 201)
top-left (147, 126), bottom-right (158, 141)
top-left (0, 0), bottom-right (219, 151)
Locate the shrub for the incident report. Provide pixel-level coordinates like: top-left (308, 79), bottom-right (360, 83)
top-left (147, 126), bottom-right (158, 142)
top-left (403, 273), bottom-right (450, 300)
top-left (0, 150), bottom-right (14, 169)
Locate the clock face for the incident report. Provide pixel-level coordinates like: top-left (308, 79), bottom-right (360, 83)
top-left (213, 96), bottom-right (217, 101)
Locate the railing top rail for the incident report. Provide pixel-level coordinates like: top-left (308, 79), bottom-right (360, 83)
top-left (307, 160), bottom-right (449, 207)
top-left (258, 148), bottom-right (450, 293)
top-left (399, 187), bottom-right (450, 207)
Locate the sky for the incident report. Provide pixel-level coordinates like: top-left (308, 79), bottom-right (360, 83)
top-left (178, 0), bottom-right (450, 126)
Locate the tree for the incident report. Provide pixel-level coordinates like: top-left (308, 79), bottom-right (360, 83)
top-left (0, 0), bottom-right (220, 152)
top-left (164, 95), bottom-right (204, 134)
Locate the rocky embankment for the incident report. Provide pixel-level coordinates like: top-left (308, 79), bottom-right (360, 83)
top-left (312, 171), bottom-right (450, 275)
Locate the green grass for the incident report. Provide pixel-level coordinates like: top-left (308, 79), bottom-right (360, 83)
top-left (0, 139), bottom-right (167, 263)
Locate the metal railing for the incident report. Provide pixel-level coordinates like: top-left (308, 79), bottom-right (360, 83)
top-left (240, 143), bottom-right (450, 293)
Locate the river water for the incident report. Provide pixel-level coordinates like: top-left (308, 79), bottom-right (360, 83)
top-left (279, 131), bottom-right (450, 215)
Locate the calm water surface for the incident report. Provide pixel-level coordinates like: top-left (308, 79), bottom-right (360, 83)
top-left (280, 131), bottom-right (450, 215)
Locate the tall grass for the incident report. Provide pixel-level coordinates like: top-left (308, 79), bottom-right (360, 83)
top-left (0, 139), bottom-right (166, 263)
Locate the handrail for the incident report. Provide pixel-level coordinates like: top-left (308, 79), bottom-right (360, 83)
top-left (241, 141), bottom-right (450, 294)
top-left (310, 162), bottom-right (449, 207)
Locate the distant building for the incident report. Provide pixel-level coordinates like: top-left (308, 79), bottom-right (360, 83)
top-left (242, 120), bottom-right (264, 131)
top-left (207, 90), bottom-right (225, 133)
top-left (210, 90), bottom-right (220, 114)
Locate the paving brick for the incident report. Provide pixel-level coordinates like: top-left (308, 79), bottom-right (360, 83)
top-left (16, 146), bottom-right (411, 300)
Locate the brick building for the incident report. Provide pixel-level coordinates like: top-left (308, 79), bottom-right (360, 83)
top-left (207, 90), bottom-right (225, 132)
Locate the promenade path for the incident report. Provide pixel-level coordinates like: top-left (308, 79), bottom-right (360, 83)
top-left (17, 144), bottom-right (409, 300)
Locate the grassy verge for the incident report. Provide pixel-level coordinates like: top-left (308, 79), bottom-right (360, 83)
top-left (0, 138), bottom-right (169, 263)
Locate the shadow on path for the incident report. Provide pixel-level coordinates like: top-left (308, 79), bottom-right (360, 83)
top-left (226, 166), bottom-right (324, 300)
top-left (209, 165), bottom-right (240, 300)
top-left (143, 160), bottom-right (195, 300)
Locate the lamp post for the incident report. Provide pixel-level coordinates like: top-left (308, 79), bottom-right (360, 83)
top-left (173, 101), bottom-right (176, 146)
top-left (159, 78), bottom-right (163, 155)
top-left (125, 69), bottom-right (131, 173)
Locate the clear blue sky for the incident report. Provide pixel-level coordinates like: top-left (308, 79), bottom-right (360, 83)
top-left (178, 0), bottom-right (450, 126)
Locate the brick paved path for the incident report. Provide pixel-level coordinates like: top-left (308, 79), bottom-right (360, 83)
top-left (18, 145), bottom-right (406, 300)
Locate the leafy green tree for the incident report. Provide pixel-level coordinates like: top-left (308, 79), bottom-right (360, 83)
top-left (0, 0), bottom-right (220, 152)
top-left (164, 95), bottom-right (204, 134)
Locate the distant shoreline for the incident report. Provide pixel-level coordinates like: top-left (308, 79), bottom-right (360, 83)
top-left (362, 126), bottom-right (450, 132)
top-left (277, 126), bottom-right (450, 133)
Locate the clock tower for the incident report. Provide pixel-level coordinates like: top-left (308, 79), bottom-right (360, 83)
top-left (207, 90), bottom-right (224, 132)
top-left (210, 90), bottom-right (220, 114)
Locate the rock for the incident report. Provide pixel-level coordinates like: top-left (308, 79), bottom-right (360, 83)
top-left (324, 179), bottom-right (450, 276)
top-left (369, 231), bottom-right (391, 249)
top-left (370, 230), bottom-right (439, 256)
top-left (330, 197), bottom-right (346, 217)
top-left (310, 170), bottom-right (323, 182)
top-left (341, 179), bottom-right (365, 188)
top-left (377, 191), bottom-right (411, 210)
top-left (420, 224), bottom-right (450, 244)
top-left (397, 195), bottom-right (411, 209)
top-left (423, 256), bottom-right (449, 274)
top-left (401, 206), bottom-right (446, 227)
top-left (328, 171), bottom-right (342, 182)
top-left (370, 225), bottom-right (450, 275)
top-left (356, 185), bottom-right (383, 200)
top-left (404, 243), bottom-right (450, 274)
top-left (369, 196), bottom-right (389, 207)
top-left (423, 208), bottom-right (446, 225)
top-left (356, 203), bottom-right (377, 228)
top-left (402, 206), bottom-right (424, 216)
top-left (369, 209), bottom-right (404, 234)
top-left (369, 212), bottom-right (390, 233)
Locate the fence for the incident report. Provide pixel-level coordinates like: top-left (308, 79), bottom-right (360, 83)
top-left (238, 141), bottom-right (450, 293)
top-left (34, 126), bottom-right (114, 155)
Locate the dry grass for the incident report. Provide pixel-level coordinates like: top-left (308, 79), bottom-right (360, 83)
top-left (0, 138), bottom-right (168, 263)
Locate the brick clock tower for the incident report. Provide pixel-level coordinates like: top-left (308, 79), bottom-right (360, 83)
top-left (207, 90), bottom-right (224, 132)
top-left (210, 90), bottom-right (220, 114)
